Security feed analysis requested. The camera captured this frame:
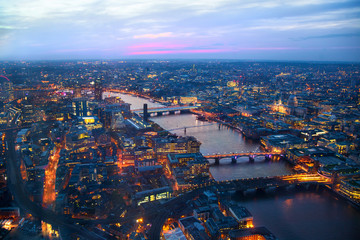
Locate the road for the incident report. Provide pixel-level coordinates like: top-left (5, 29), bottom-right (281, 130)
top-left (4, 129), bottom-right (103, 240)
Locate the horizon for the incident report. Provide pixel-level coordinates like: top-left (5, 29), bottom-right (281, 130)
top-left (1, 0), bottom-right (360, 61)
top-left (1, 58), bottom-right (360, 64)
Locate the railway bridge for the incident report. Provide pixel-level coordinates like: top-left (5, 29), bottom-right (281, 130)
top-left (132, 105), bottom-right (199, 117)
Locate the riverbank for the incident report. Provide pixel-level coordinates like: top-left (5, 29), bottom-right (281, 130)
top-left (325, 185), bottom-right (360, 210)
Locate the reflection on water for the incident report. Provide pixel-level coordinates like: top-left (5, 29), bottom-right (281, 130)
top-left (104, 92), bottom-right (163, 110)
top-left (233, 190), bottom-right (360, 240)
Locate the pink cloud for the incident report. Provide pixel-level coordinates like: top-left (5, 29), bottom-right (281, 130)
top-left (128, 43), bottom-right (188, 49)
top-left (128, 49), bottom-right (227, 55)
top-left (133, 32), bottom-right (174, 39)
top-left (236, 47), bottom-right (300, 50)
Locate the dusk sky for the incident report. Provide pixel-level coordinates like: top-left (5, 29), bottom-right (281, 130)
top-left (1, 0), bottom-right (360, 61)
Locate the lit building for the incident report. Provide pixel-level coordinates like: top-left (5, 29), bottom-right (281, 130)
top-left (219, 201), bottom-right (253, 229)
top-left (125, 116), bottom-right (151, 130)
top-left (134, 146), bottom-right (156, 167)
top-left (66, 126), bottom-right (95, 151)
top-left (135, 186), bottom-right (172, 206)
top-left (75, 116), bottom-right (103, 130)
top-left (270, 99), bottom-right (289, 115)
top-left (67, 163), bottom-right (107, 189)
top-left (0, 80), bottom-right (14, 102)
top-left (178, 216), bottom-right (210, 240)
top-left (204, 218), bottom-right (220, 240)
top-left (72, 98), bottom-right (90, 117)
top-left (0, 132), bottom-right (5, 158)
top-left (155, 136), bottom-right (201, 163)
top-left (228, 227), bottom-right (278, 240)
top-left (339, 178), bottom-right (360, 202)
top-left (163, 227), bottom-right (187, 240)
top-left (103, 110), bottom-right (126, 129)
top-left (167, 153), bottom-right (210, 189)
top-left (286, 146), bottom-right (334, 165)
top-left (260, 134), bottom-right (305, 153)
top-left (180, 96), bottom-right (198, 105)
top-left (286, 146), bottom-right (358, 177)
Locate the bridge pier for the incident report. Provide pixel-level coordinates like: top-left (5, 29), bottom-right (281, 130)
top-left (231, 156), bottom-right (237, 164)
top-left (285, 184), bottom-right (296, 191)
top-left (265, 154), bottom-right (271, 161)
top-left (264, 186), bottom-right (277, 194)
top-left (215, 157), bottom-right (220, 165)
top-left (243, 188), bottom-right (256, 196)
top-left (249, 155), bottom-right (255, 163)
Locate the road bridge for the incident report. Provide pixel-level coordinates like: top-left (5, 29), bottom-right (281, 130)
top-left (204, 152), bottom-right (279, 164)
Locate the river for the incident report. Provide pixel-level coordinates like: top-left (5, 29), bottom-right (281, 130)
top-left (233, 189), bottom-right (360, 240)
top-left (107, 92), bottom-right (360, 240)
top-left (106, 92), bottom-right (293, 180)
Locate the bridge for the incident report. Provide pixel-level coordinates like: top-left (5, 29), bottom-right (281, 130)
top-left (157, 123), bottom-right (216, 134)
top-left (204, 152), bottom-right (279, 164)
top-left (132, 105), bottom-right (199, 117)
top-left (210, 173), bottom-right (331, 193)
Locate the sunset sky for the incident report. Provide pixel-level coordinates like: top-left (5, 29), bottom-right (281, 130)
top-left (1, 0), bottom-right (360, 61)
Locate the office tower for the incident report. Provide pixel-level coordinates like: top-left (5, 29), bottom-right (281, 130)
top-left (72, 98), bottom-right (90, 117)
top-left (94, 77), bottom-right (103, 101)
top-left (143, 104), bottom-right (148, 122)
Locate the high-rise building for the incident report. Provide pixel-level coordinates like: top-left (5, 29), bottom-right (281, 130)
top-left (94, 77), bottom-right (103, 101)
top-left (0, 79), bottom-right (13, 102)
top-left (143, 103), bottom-right (148, 122)
top-left (72, 98), bottom-right (90, 117)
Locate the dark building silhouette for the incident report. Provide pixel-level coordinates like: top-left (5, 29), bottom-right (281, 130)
top-left (94, 77), bottom-right (103, 101)
top-left (143, 103), bottom-right (148, 122)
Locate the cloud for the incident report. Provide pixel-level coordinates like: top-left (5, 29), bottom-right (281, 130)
top-left (128, 43), bottom-right (188, 49)
top-left (133, 32), bottom-right (174, 39)
top-left (0, 25), bottom-right (28, 30)
top-left (1, 0), bottom-right (359, 60)
top-left (298, 33), bottom-right (360, 40)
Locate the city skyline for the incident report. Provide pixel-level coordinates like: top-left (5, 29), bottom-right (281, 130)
top-left (1, 60), bottom-right (360, 239)
top-left (1, 0), bottom-right (360, 61)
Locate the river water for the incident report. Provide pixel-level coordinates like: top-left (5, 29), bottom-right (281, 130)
top-left (106, 92), bottom-right (293, 180)
top-left (234, 189), bottom-right (360, 240)
top-left (107, 92), bottom-right (360, 240)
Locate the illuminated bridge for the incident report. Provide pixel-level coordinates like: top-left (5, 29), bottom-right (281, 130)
top-left (210, 173), bottom-right (332, 193)
top-left (132, 105), bottom-right (199, 117)
top-left (204, 152), bottom-right (279, 164)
